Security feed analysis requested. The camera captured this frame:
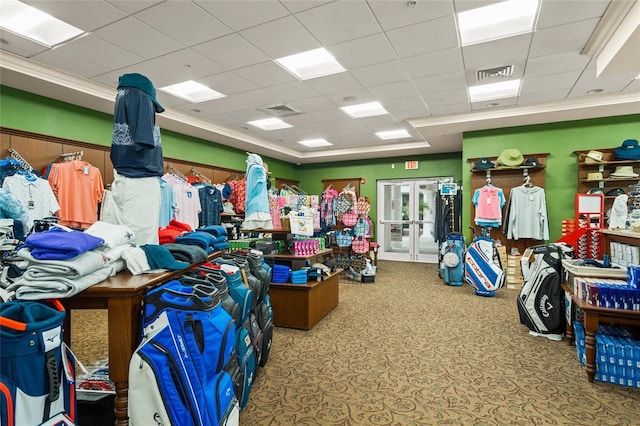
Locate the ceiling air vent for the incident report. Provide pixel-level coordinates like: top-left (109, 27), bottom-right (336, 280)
top-left (477, 65), bottom-right (514, 82)
top-left (256, 103), bottom-right (303, 117)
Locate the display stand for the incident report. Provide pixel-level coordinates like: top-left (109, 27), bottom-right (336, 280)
top-left (468, 153), bottom-right (549, 255)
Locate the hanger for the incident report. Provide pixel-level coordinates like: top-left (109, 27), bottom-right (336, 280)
top-left (7, 147), bottom-right (34, 173)
top-left (523, 170), bottom-right (533, 187)
top-left (61, 151), bottom-right (83, 161)
top-left (485, 171), bottom-right (492, 186)
top-left (166, 164), bottom-right (187, 182)
top-left (189, 167), bottom-right (211, 184)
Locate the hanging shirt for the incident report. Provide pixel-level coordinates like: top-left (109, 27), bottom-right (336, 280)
top-left (110, 87), bottom-right (163, 178)
top-left (2, 174), bottom-right (60, 231)
top-left (506, 185), bottom-right (549, 241)
top-left (473, 185), bottom-right (505, 227)
top-left (195, 183), bottom-right (223, 227)
top-left (48, 160), bottom-right (104, 229)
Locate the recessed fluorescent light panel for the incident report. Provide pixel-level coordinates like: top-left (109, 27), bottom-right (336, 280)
top-left (468, 79), bottom-right (521, 103)
top-left (457, 0), bottom-right (539, 46)
top-left (340, 101), bottom-right (388, 118)
top-left (275, 48), bottom-right (346, 80)
top-left (159, 80), bottom-right (225, 103)
top-left (376, 129), bottom-right (412, 140)
top-left (0, 0), bottom-right (86, 47)
top-left (298, 138), bottom-right (333, 148)
top-left (247, 118), bottom-right (292, 131)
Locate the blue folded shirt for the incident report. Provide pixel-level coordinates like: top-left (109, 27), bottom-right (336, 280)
top-left (21, 228), bottom-right (104, 260)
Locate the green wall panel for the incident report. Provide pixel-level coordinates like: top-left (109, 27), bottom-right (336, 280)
top-left (462, 114), bottom-right (640, 243)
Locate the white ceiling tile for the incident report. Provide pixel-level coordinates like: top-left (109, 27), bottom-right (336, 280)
top-left (530, 18), bottom-right (601, 57)
top-left (233, 61), bottom-right (298, 88)
top-left (537, 0), bottom-right (610, 29)
top-left (624, 79), bottom-right (640, 92)
top-left (518, 87), bottom-right (571, 105)
top-left (58, 34), bottom-right (143, 71)
top-left (471, 97), bottom-right (518, 111)
top-left (178, 96), bottom-right (248, 116)
top-left (194, 0), bottom-right (290, 31)
top-left (368, 0), bottom-right (454, 30)
top-left (428, 103), bottom-right (470, 116)
top-left (192, 34), bottom-right (270, 71)
top-left (0, 32), bottom-right (49, 58)
top-left (422, 88), bottom-right (469, 107)
top-left (30, 49), bottom-right (109, 78)
top-left (231, 89), bottom-right (283, 109)
top-left (391, 108), bottom-right (432, 122)
top-left (264, 81), bottom-right (320, 102)
top-left (295, 1), bottom-right (381, 45)
top-left (324, 89), bottom-right (375, 107)
top-left (226, 108), bottom-right (271, 123)
top-left (570, 65), bottom-right (638, 95)
top-left (328, 33), bottom-right (397, 70)
top-left (383, 96), bottom-right (428, 114)
top-left (352, 60), bottom-right (408, 87)
top-left (197, 72), bottom-right (258, 96)
top-left (304, 72), bottom-right (363, 95)
top-left (288, 96), bottom-right (337, 113)
top-left (93, 61), bottom-right (177, 92)
top-left (280, 0), bottom-right (334, 14)
top-left (367, 81), bottom-right (418, 102)
top-left (402, 48), bottom-right (464, 79)
top-left (22, 0), bottom-right (127, 32)
top-left (93, 17), bottom-right (184, 59)
top-left (151, 49), bottom-right (226, 80)
top-left (134, 1), bottom-right (232, 46)
top-left (239, 16), bottom-right (320, 58)
top-left (309, 109), bottom-right (354, 123)
top-left (524, 50), bottom-right (591, 78)
top-left (386, 16), bottom-right (459, 58)
top-left (461, 33), bottom-right (532, 70)
top-left (414, 71), bottom-right (467, 95)
top-left (282, 112), bottom-right (324, 127)
top-left (106, 0), bottom-right (163, 15)
top-left (520, 70), bottom-right (582, 95)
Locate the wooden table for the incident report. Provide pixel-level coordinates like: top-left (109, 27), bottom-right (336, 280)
top-left (269, 269), bottom-right (341, 329)
top-left (60, 253), bottom-right (221, 425)
top-left (566, 293), bottom-right (640, 382)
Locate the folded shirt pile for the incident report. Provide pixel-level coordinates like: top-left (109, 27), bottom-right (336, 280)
top-left (290, 269), bottom-right (308, 285)
top-left (158, 219), bottom-right (193, 244)
top-left (162, 243), bottom-right (208, 264)
top-left (272, 264), bottom-right (291, 283)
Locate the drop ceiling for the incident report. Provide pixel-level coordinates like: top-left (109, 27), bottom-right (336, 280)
top-left (0, 0), bottom-right (638, 164)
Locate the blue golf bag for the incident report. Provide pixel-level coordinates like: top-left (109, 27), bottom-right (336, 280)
top-left (464, 236), bottom-right (505, 297)
top-left (1, 299), bottom-right (76, 426)
top-left (439, 233), bottom-right (466, 286)
top-left (128, 280), bottom-right (239, 426)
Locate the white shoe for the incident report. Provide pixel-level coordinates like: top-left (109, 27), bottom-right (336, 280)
top-left (529, 330), bottom-right (563, 341)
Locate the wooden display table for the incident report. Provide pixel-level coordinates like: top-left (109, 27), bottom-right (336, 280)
top-left (60, 252), bottom-right (222, 425)
top-left (269, 269), bottom-right (341, 330)
top-left (567, 293), bottom-right (640, 382)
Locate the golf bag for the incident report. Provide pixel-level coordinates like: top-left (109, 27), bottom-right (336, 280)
top-left (0, 299), bottom-right (76, 426)
top-left (439, 233), bottom-right (466, 286)
top-left (129, 280), bottom-right (239, 426)
top-left (464, 235), bottom-right (504, 296)
top-left (517, 244), bottom-right (574, 339)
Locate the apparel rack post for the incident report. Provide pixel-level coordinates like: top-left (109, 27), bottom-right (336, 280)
top-left (7, 147), bottom-right (34, 172)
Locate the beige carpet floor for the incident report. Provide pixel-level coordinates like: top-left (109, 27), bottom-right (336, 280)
top-left (72, 260), bottom-right (640, 425)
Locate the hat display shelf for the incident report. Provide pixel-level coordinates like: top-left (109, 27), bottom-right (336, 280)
top-left (468, 153), bottom-right (549, 256)
top-left (574, 147), bottom-right (640, 215)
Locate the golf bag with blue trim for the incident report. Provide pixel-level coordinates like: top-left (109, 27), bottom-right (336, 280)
top-left (0, 299), bottom-right (76, 426)
top-left (128, 280), bottom-right (239, 426)
top-left (439, 233), bottom-right (466, 286)
top-left (464, 235), bottom-right (505, 297)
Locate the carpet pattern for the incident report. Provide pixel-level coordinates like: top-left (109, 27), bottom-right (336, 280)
top-left (72, 261), bottom-right (640, 425)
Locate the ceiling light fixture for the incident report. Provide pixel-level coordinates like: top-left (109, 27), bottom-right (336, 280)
top-left (159, 80), bottom-right (225, 103)
top-left (298, 138), bottom-right (333, 148)
top-left (246, 117), bottom-right (293, 131)
top-left (376, 129), bottom-right (411, 140)
top-left (586, 89), bottom-right (604, 94)
top-left (275, 47), bottom-right (346, 81)
top-left (340, 101), bottom-right (388, 118)
top-left (468, 79), bottom-right (521, 103)
top-left (0, 0), bottom-right (86, 47)
top-left (457, 0), bottom-right (539, 46)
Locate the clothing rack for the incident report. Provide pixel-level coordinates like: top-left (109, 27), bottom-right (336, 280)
top-left (61, 151), bottom-right (83, 161)
top-left (7, 147), bottom-right (33, 172)
top-left (166, 164), bottom-right (187, 182)
top-left (190, 167), bottom-right (211, 184)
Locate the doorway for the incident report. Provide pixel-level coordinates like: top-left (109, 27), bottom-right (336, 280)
top-left (377, 178), bottom-right (452, 263)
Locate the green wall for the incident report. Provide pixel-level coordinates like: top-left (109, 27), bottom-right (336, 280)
top-left (0, 85), bottom-right (297, 178)
top-left (462, 114), bottom-right (640, 242)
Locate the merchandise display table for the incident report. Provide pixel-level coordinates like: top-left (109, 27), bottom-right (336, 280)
top-left (565, 290), bottom-right (640, 382)
top-left (269, 269), bottom-right (341, 330)
top-left (60, 252), bottom-right (222, 425)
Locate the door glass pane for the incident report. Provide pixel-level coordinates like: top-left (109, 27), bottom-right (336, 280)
top-left (417, 182), bottom-right (438, 256)
top-left (383, 184), bottom-right (410, 254)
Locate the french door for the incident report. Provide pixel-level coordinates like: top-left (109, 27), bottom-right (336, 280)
top-left (377, 178), bottom-right (451, 263)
